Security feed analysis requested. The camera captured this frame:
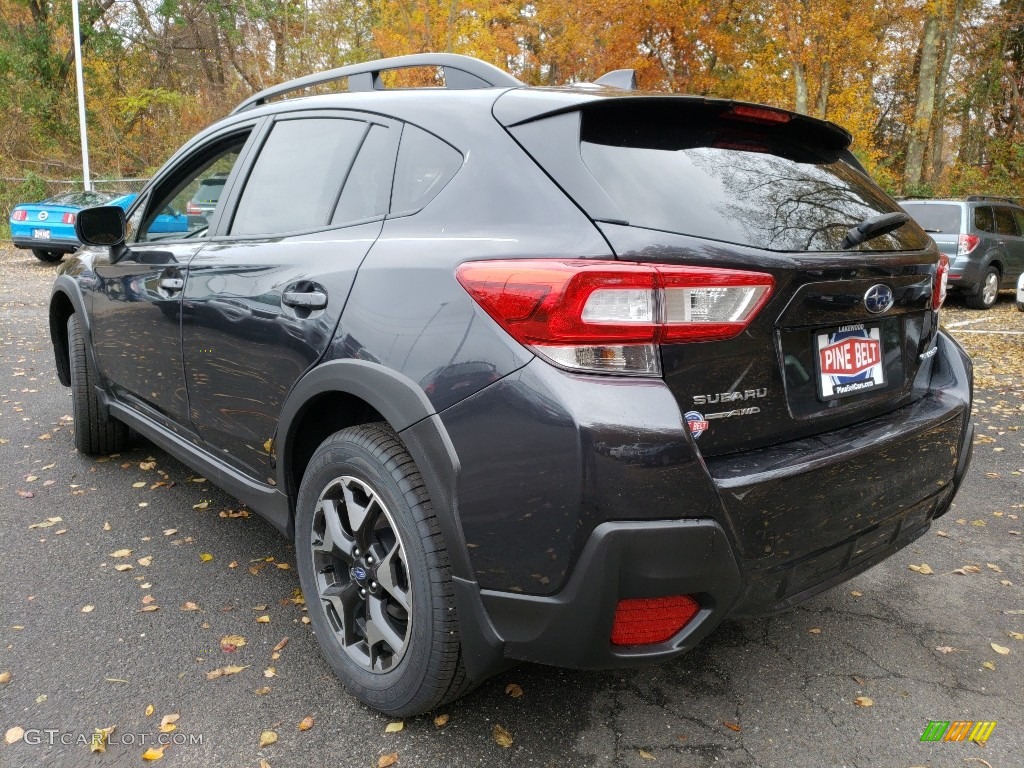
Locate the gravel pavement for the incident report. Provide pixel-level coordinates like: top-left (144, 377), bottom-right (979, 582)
top-left (0, 246), bottom-right (1021, 768)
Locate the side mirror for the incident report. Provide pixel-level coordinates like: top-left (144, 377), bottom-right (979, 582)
top-left (75, 205), bottom-right (126, 247)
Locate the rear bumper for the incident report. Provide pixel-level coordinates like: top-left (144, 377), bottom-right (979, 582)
top-left (444, 331), bottom-right (973, 676)
top-left (12, 236), bottom-right (79, 253)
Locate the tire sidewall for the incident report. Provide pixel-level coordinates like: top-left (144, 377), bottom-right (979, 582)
top-left (295, 436), bottom-right (437, 712)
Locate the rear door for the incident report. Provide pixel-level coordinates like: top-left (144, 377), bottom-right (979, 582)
top-left (900, 202), bottom-right (962, 261)
top-left (181, 111), bottom-right (398, 481)
top-left (994, 205), bottom-right (1024, 283)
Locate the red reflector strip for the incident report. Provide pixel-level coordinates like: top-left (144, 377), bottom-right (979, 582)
top-left (610, 595), bottom-right (700, 646)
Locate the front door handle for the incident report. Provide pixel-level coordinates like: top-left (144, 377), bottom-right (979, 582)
top-left (159, 277), bottom-right (184, 292)
top-left (282, 290), bottom-right (327, 310)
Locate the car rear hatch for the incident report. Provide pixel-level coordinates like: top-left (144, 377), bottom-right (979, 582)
top-left (495, 93), bottom-right (943, 459)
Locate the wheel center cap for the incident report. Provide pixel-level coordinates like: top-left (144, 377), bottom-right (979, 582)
top-left (351, 562), bottom-right (372, 585)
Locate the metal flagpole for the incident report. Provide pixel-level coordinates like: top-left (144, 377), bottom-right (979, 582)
top-left (71, 0), bottom-right (92, 191)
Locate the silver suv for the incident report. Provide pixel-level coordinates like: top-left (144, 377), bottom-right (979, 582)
top-left (901, 196), bottom-right (1024, 309)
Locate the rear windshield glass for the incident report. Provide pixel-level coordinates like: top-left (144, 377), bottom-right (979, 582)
top-left (577, 107), bottom-right (928, 252)
top-left (901, 203), bottom-right (962, 234)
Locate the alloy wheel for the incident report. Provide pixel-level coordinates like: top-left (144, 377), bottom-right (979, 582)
top-left (982, 271), bottom-right (999, 306)
top-left (311, 475), bottom-right (413, 673)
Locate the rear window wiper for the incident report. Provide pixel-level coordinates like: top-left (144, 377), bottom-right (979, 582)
top-left (842, 211), bottom-right (910, 249)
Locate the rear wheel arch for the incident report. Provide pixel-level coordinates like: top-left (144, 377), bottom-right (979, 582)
top-left (49, 289), bottom-right (79, 386)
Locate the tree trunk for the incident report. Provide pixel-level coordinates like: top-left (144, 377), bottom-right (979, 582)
top-left (904, 8), bottom-right (942, 190)
top-left (793, 60), bottom-right (808, 115)
top-left (929, 0), bottom-right (963, 182)
top-left (816, 60), bottom-right (831, 119)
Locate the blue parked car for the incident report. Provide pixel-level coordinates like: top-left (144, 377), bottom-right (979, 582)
top-left (9, 190), bottom-right (187, 263)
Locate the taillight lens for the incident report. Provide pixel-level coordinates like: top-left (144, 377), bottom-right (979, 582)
top-left (62, 212), bottom-right (76, 225)
top-left (611, 595), bottom-right (701, 646)
top-left (11, 210), bottom-right (27, 221)
top-left (933, 253), bottom-right (949, 311)
top-left (957, 234), bottom-right (979, 256)
top-left (186, 201), bottom-right (202, 215)
top-left (456, 260), bottom-right (774, 375)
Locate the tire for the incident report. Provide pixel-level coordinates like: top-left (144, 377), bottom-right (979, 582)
top-left (965, 266), bottom-right (1000, 309)
top-left (67, 315), bottom-right (128, 454)
top-left (31, 248), bottom-right (63, 263)
top-left (295, 423), bottom-right (472, 716)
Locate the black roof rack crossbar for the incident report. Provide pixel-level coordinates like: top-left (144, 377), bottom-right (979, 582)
top-left (231, 53), bottom-right (523, 114)
top-left (965, 194), bottom-right (1018, 203)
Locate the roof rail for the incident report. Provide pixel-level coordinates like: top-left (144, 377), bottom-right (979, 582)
top-left (231, 53), bottom-right (523, 114)
top-left (966, 194), bottom-right (1018, 203)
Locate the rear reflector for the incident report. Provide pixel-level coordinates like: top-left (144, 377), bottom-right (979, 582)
top-left (11, 210), bottom-right (27, 221)
top-left (611, 595), bottom-right (701, 646)
top-left (456, 260), bottom-right (774, 375)
top-left (62, 212), bottom-right (76, 225)
top-left (933, 253), bottom-right (949, 311)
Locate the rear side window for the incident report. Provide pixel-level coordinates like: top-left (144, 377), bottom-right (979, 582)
top-left (1013, 208), bottom-right (1024, 234)
top-left (576, 106), bottom-right (927, 251)
top-left (901, 203), bottom-right (962, 234)
top-left (390, 125), bottom-right (462, 215)
top-left (974, 206), bottom-right (994, 233)
top-left (994, 206), bottom-right (1019, 236)
top-left (231, 118), bottom-right (365, 236)
top-left (332, 125), bottom-right (393, 225)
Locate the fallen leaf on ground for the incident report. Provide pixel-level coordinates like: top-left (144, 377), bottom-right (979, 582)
top-left (936, 530), bottom-right (949, 538)
top-left (132, 482), bottom-right (146, 488)
top-left (808, 627), bottom-right (822, 635)
top-left (256, 615), bottom-right (270, 624)
top-left (723, 721), bottom-right (742, 732)
top-left (199, 553), bottom-right (213, 562)
top-left (158, 714), bottom-right (179, 733)
top-left (1009, 631), bottom-right (1024, 641)
top-left (139, 605), bottom-right (159, 612)
top-left (935, 646), bottom-right (955, 654)
top-left (434, 714), bottom-right (449, 727)
top-left (145, 704), bottom-right (154, 717)
top-left (639, 749), bottom-right (656, 760)
top-left (492, 724), bottom-right (513, 748)
top-left (142, 594), bottom-right (156, 605)
top-left (142, 744), bottom-right (168, 761)
top-left (297, 716), bottom-right (314, 732)
top-left (853, 696), bottom-right (874, 707)
top-left (181, 602), bottom-right (200, 611)
top-left (255, 686), bottom-right (271, 695)
top-left (193, 502), bottom-right (209, 510)
top-left (991, 643), bottom-right (1010, 655)
top-left (81, 605), bottom-right (95, 613)
top-left (206, 665), bottom-right (248, 680)
top-left (982, 661), bottom-right (996, 671)
top-left (385, 721), bottom-right (404, 733)
top-left (908, 564), bottom-right (933, 575)
top-left (259, 760), bottom-right (271, 768)
top-left (140, 461), bottom-right (157, 471)
top-left (28, 516), bottom-right (61, 528)
top-left (110, 549), bottom-right (132, 558)
top-left (378, 753), bottom-right (399, 768)
top-left (259, 731), bottom-right (278, 748)
top-left (17, 490), bottom-right (34, 498)
top-left (263, 667), bottom-right (276, 678)
top-left (272, 637), bottom-right (289, 653)
top-left (0, 671), bottom-right (10, 684)
top-left (505, 683), bottom-right (523, 698)
top-left (986, 563), bottom-right (1003, 572)
top-left (90, 726), bottom-right (115, 753)
top-left (163, 529), bottom-right (177, 536)
top-left (114, 564), bottom-right (133, 572)
top-left (4, 727), bottom-right (24, 745)
top-left (953, 565), bottom-right (981, 575)
top-left (137, 556), bottom-right (153, 567)
top-left (103, 521), bottom-right (111, 531)
top-left (850, 590), bottom-right (862, 597)
top-left (220, 635), bottom-right (247, 652)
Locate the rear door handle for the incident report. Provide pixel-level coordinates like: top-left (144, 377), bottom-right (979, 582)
top-left (282, 290), bottom-right (327, 310)
top-left (159, 277), bottom-right (184, 292)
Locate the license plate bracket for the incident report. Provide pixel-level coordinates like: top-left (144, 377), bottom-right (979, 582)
top-left (815, 323), bottom-right (886, 400)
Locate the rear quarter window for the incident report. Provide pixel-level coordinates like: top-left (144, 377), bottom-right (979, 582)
top-left (974, 206), bottom-right (995, 233)
top-left (390, 125), bottom-right (462, 216)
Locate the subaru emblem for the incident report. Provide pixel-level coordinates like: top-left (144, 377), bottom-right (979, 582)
top-left (863, 284), bottom-right (894, 314)
top-left (352, 566), bottom-right (367, 581)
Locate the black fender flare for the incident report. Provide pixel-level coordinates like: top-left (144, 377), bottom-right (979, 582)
top-left (49, 275), bottom-right (92, 387)
top-left (275, 359), bottom-right (472, 580)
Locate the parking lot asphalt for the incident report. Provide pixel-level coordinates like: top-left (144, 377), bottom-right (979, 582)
top-left (0, 245), bottom-right (1021, 768)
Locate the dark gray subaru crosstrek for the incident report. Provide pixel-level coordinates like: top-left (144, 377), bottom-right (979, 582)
top-left (50, 54), bottom-right (974, 716)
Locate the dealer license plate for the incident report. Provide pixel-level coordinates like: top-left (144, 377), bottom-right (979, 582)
top-left (815, 323), bottom-right (886, 400)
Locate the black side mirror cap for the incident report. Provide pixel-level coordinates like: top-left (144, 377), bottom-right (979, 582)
top-left (75, 205), bottom-right (127, 247)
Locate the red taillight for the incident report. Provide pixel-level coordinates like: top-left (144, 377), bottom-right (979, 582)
top-left (611, 595), bottom-right (701, 646)
top-left (62, 212), bottom-right (75, 225)
top-left (957, 234), bottom-right (979, 256)
top-left (186, 201), bottom-right (202, 215)
top-left (723, 104), bottom-right (792, 125)
top-left (11, 210), bottom-right (27, 221)
top-left (933, 253), bottom-right (949, 311)
top-left (456, 260), bottom-right (774, 375)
